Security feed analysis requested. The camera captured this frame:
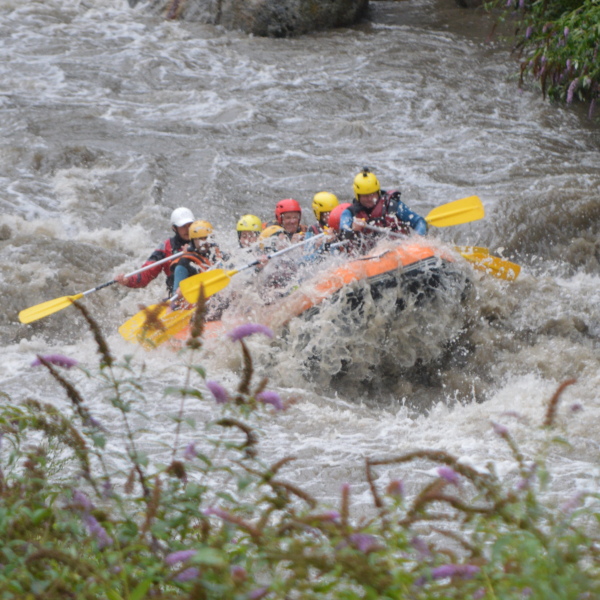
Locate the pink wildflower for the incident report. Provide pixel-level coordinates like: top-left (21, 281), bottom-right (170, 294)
top-left (231, 565), bottom-right (247, 582)
top-left (347, 533), bottom-right (381, 554)
top-left (165, 549), bottom-right (197, 566)
top-left (83, 514), bottom-right (112, 549)
top-left (72, 490), bottom-right (94, 512)
top-left (431, 563), bottom-right (479, 580)
top-left (227, 323), bottom-right (273, 342)
top-left (257, 390), bottom-right (283, 410)
top-left (386, 479), bottom-right (404, 498)
top-left (184, 442), bottom-right (197, 460)
top-left (248, 588), bottom-right (269, 600)
top-left (437, 466), bottom-right (461, 485)
top-left (567, 78), bottom-right (578, 103)
top-left (491, 421), bottom-right (509, 436)
top-left (174, 567), bottom-right (199, 582)
top-left (206, 380), bottom-right (229, 404)
top-left (31, 354), bottom-right (78, 369)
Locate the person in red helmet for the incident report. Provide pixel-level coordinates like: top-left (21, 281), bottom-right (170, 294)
top-left (115, 206), bottom-right (195, 296)
top-left (274, 198), bottom-right (306, 243)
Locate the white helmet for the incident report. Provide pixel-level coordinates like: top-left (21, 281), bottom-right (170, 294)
top-left (170, 207), bottom-right (195, 227)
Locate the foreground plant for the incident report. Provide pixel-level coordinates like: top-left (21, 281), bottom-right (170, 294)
top-left (486, 0), bottom-right (600, 118)
top-left (1, 301), bottom-right (599, 599)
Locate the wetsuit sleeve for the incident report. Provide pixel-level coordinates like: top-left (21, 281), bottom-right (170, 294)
top-left (172, 264), bottom-right (191, 293)
top-left (396, 202), bottom-right (428, 235)
top-left (339, 208), bottom-right (354, 232)
top-left (122, 259), bottom-right (163, 288)
top-left (122, 241), bottom-right (170, 288)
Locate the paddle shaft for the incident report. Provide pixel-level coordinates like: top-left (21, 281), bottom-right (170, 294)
top-left (242, 232), bottom-right (326, 272)
top-left (179, 233), bottom-right (325, 303)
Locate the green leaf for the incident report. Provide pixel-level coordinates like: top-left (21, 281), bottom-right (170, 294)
top-left (130, 578), bottom-right (153, 600)
top-left (191, 548), bottom-right (226, 567)
top-left (105, 589), bottom-right (123, 600)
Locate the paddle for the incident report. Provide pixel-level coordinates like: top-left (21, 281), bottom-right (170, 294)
top-left (18, 251), bottom-right (186, 324)
top-left (455, 246), bottom-right (521, 281)
top-left (179, 233), bottom-right (325, 304)
top-left (360, 222), bottom-right (520, 281)
top-left (118, 302), bottom-right (195, 348)
top-left (424, 195), bottom-right (484, 227)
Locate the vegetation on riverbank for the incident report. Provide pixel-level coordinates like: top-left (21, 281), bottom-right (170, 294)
top-left (1, 301), bottom-right (598, 599)
top-left (486, 0), bottom-right (599, 119)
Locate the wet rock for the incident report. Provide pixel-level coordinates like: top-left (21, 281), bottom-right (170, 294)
top-left (128, 0), bottom-right (369, 37)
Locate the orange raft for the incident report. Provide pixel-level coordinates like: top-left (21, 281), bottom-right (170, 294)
top-left (172, 239), bottom-right (463, 344)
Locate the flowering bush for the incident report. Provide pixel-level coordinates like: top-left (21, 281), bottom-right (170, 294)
top-left (486, 0), bottom-right (599, 118)
top-left (1, 301), bottom-right (599, 598)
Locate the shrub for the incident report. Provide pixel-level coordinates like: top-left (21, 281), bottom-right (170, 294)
top-left (1, 301), bottom-right (599, 598)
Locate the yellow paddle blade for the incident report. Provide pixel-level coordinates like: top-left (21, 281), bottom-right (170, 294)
top-left (459, 250), bottom-right (521, 281)
top-left (119, 303), bottom-right (195, 348)
top-left (180, 269), bottom-right (235, 304)
top-left (19, 293), bottom-right (85, 324)
top-left (426, 196), bottom-right (484, 227)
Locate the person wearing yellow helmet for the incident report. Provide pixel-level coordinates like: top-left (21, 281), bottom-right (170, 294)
top-left (338, 168), bottom-right (427, 251)
top-left (115, 206), bottom-right (195, 296)
top-left (236, 214), bottom-right (263, 248)
top-left (306, 192), bottom-right (339, 238)
top-left (170, 220), bottom-right (227, 301)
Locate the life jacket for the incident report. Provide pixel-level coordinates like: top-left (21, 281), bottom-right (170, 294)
top-left (307, 223), bottom-right (323, 236)
top-left (282, 224), bottom-right (307, 240)
top-left (171, 245), bottom-right (223, 275)
top-left (347, 190), bottom-right (410, 235)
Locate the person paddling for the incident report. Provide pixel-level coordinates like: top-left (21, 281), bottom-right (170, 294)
top-left (274, 199), bottom-right (306, 243)
top-left (306, 192), bottom-right (339, 238)
top-left (236, 214), bottom-right (263, 249)
top-left (339, 168), bottom-right (427, 252)
top-left (115, 207), bottom-right (195, 296)
top-left (171, 221), bottom-right (226, 293)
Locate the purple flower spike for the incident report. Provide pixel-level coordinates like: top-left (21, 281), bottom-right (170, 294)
top-left (227, 323), bottom-right (273, 342)
top-left (564, 26), bottom-right (569, 39)
top-left (525, 25), bottom-right (533, 39)
top-left (348, 533), bottom-right (381, 554)
top-left (248, 587), bottom-right (269, 600)
top-left (437, 466), bottom-right (461, 485)
top-left (165, 549), bottom-right (197, 566)
top-left (206, 380), bottom-right (229, 404)
top-left (257, 390), bottom-right (283, 411)
top-left (386, 479), bottom-right (404, 498)
top-left (473, 588), bottom-right (486, 599)
top-left (73, 490), bottom-right (95, 512)
top-left (83, 514), bottom-right (112, 549)
top-left (491, 421), bottom-right (509, 436)
top-left (431, 564), bottom-right (479, 580)
top-left (184, 442), bottom-right (197, 460)
top-left (31, 354), bottom-right (78, 369)
top-left (231, 565), bottom-right (247, 582)
top-left (567, 78), bottom-right (578, 104)
top-left (174, 567), bottom-right (199, 582)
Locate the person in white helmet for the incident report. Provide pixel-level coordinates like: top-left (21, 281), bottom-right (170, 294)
top-left (115, 207), bottom-right (195, 296)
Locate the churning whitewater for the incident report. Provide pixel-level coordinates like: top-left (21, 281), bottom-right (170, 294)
top-left (1, 0), bottom-right (599, 512)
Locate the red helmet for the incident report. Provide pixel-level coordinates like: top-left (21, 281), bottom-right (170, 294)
top-left (275, 198), bottom-right (302, 224)
top-left (327, 203), bottom-right (351, 231)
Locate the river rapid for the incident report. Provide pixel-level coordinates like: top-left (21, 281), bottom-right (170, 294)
top-left (1, 0), bottom-right (599, 514)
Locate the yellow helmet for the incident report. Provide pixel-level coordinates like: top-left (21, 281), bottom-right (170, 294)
top-left (236, 214), bottom-right (263, 233)
top-left (353, 168), bottom-right (380, 200)
top-left (312, 192), bottom-right (339, 221)
top-left (189, 220), bottom-right (214, 239)
top-left (259, 225), bottom-right (285, 250)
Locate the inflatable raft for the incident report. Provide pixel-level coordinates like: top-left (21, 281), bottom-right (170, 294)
top-left (165, 238), bottom-right (466, 347)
